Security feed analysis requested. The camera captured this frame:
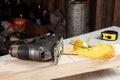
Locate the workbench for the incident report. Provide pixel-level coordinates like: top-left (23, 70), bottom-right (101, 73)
top-left (1, 26), bottom-right (120, 80)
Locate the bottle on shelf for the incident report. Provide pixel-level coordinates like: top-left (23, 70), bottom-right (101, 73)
top-left (19, 13), bottom-right (23, 19)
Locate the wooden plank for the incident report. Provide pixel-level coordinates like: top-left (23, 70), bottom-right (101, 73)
top-left (0, 44), bottom-right (120, 80)
top-left (91, 0), bottom-right (115, 30)
top-left (54, 68), bottom-right (120, 80)
top-left (105, 0), bottom-right (115, 27)
top-left (95, 0), bottom-right (103, 30)
top-left (89, 0), bottom-right (97, 31)
top-left (1, 54), bottom-right (120, 80)
top-left (58, 0), bottom-right (65, 14)
top-left (99, 0), bottom-right (115, 28)
top-left (113, 0), bottom-right (120, 27)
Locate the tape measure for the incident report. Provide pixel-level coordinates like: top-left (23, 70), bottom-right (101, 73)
top-left (101, 30), bottom-right (118, 41)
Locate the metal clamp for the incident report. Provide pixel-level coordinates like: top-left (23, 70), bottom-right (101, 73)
top-left (53, 37), bottom-right (63, 65)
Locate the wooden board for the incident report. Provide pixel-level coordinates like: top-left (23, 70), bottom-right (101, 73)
top-left (113, 0), bottom-right (120, 26)
top-left (0, 44), bottom-right (120, 80)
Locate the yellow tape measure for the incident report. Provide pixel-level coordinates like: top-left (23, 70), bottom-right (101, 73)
top-left (101, 30), bottom-right (118, 41)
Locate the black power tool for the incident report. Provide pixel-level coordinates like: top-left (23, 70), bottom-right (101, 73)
top-left (9, 35), bottom-right (63, 64)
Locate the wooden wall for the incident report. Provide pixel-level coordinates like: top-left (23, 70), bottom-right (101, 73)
top-left (95, 0), bottom-right (115, 29)
top-left (21, 0), bottom-right (120, 33)
top-left (113, 0), bottom-right (120, 26)
top-left (90, 0), bottom-right (120, 31)
top-left (21, 0), bottom-right (65, 14)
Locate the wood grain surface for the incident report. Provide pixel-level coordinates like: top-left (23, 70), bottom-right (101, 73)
top-left (0, 44), bottom-right (120, 80)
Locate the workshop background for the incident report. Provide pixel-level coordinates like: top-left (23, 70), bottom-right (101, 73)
top-left (0, 0), bottom-right (120, 56)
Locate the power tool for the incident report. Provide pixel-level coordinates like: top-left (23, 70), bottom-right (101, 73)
top-left (9, 35), bottom-right (63, 65)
